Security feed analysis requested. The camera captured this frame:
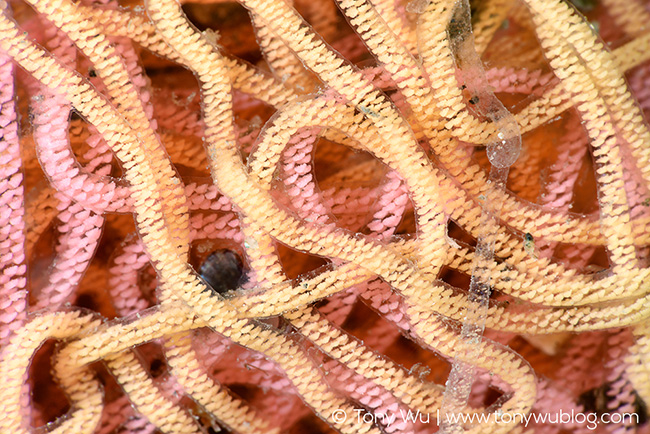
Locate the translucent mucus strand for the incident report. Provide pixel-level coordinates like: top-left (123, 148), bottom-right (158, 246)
top-left (487, 117), bottom-right (521, 168)
top-left (438, 0), bottom-right (521, 431)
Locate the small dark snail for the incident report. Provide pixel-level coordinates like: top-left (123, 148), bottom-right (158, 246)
top-left (199, 249), bottom-right (245, 294)
top-left (523, 232), bottom-right (538, 259)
